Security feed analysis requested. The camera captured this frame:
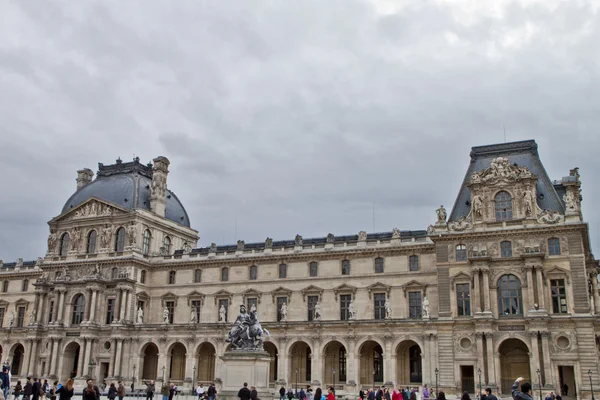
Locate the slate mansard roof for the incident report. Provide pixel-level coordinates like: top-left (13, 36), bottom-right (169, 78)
top-left (449, 140), bottom-right (567, 222)
top-left (61, 157), bottom-right (191, 227)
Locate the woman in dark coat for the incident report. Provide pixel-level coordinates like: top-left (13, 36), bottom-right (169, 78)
top-left (56, 380), bottom-right (74, 400)
top-left (14, 381), bottom-right (23, 400)
top-left (108, 384), bottom-right (117, 400)
top-left (82, 384), bottom-right (97, 400)
top-left (461, 392), bottom-right (471, 400)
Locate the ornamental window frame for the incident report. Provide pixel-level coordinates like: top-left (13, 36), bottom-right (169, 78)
top-left (87, 230), bottom-right (97, 254)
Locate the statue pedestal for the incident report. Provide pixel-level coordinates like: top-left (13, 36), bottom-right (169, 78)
top-left (218, 351), bottom-right (271, 399)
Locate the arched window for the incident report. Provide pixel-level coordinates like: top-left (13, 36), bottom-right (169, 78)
top-left (279, 263), bottom-right (287, 279)
top-left (249, 265), bottom-right (257, 281)
top-left (455, 244), bottom-right (467, 261)
top-left (22, 279), bottom-right (29, 292)
top-left (71, 294), bottom-right (86, 325)
top-left (60, 233), bottom-right (70, 256)
top-left (495, 191), bottom-right (513, 221)
top-left (142, 230), bottom-right (151, 255)
top-left (548, 238), bottom-right (561, 255)
top-left (115, 227), bottom-right (126, 252)
top-left (374, 257), bottom-right (384, 273)
top-left (140, 270), bottom-right (147, 284)
top-left (111, 267), bottom-right (119, 279)
top-left (163, 236), bottom-right (172, 255)
top-left (498, 274), bottom-right (523, 316)
top-left (500, 241), bottom-right (512, 257)
top-left (194, 269), bottom-right (202, 283)
top-left (87, 230), bottom-right (97, 254)
top-left (221, 267), bottom-right (229, 282)
top-left (168, 271), bottom-right (176, 285)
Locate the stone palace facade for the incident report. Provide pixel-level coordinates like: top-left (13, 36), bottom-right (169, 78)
top-left (0, 140), bottom-right (599, 398)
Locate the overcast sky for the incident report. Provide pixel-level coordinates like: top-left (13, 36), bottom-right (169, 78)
top-left (1, 0), bottom-right (599, 261)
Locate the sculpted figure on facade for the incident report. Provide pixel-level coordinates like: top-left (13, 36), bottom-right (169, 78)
top-left (469, 157), bottom-right (533, 185)
top-left (71, 227), bottom-right (81, 251)
top-left (100, 224), bottom-right (112, 248)
top-left (436, 205), bottom-right (447, 223)
top-left (422, 296), bottom-right (430, 318)
top-left (280, 302), bottom-right (288, 321)
top-left (127, 222), bottom-right (138, 246)
top-left (295, 234), bottom-right (303, 246)
top-left (564, 191), bottom-right (579, 212)
top-left (348, 300), bottom-right (356, 320)
top-left (265, 237), bottom-right (273, 249)
top-left (163, 307), bottom-right (170, 324)
top-left (182, 242), bottom-right (192, 255)
top-left (47, 229), bottom-right (58, 253)
top-left (9, 311), bottom-right (15, 328)
top-left (210, 242), bottom-right (217, 252)
top-left (137, 306), bottom-right (144, 324)
top-left (326, 233), bottom-right (335, 243)
top-left (190, 306), bottom-right (197, 323)
top-left (237, 240), bottom-right (245, 251)
top-left (16, 258), bottom-right (23, 268)
top-left (523, 189), bottom-right (535, 217)
top-left (29, 309), bottom-right (36, 324)
top-left (391, 228), bottom-right (401, 239)
top-left (314, 301), bottom-right (322, 321)
top-left (385, 299), bottom-right (392, 319)
top-left (448, 215), bottom-right (472, 232)
top-left (219, 305), bottom-right (226, 322)
top-left (537, 209), bottom-right (563, 224)
top-left (472, 195), bottom-right (483, 218)
top-left (358, 231), bottom-right (367, 241)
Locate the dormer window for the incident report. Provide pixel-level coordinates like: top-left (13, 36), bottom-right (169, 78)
top-left (495, 191), bottom-right (513, 221)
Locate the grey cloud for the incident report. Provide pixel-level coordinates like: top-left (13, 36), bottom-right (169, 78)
top-left (0, 0), bottom-right (599, 259)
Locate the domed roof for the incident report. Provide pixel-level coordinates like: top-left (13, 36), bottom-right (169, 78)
top-left (61, 158), bottom-right (191, 227)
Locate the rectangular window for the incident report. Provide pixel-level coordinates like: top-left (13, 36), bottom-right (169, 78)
top-left (548, 238), bottom-right (561, 256)
top-left (341, 260), bottom-right (350, 276)
top-left (48, 300), bottom-right (55, 324)
top-left (309, 262), bottom-right (318, 277)
top-left (194, 269), bottom-right (202, 283)
top-left (166, 301), bottom-right (175, 324)
top-left (279, 264), bottom-right (287, 279)
top-left (191, 300), bottom-right (202, 322)
top-left (276, 297), bottom-right (288, 322)
top-left (409, 255), bottom-right (419, 271)
top-left (17, 306), bottom-right (25, 328)
top-left (374, 258), bottom-right (384, 273)
top-left (2, 281), bottom-right (8, 293)
top-left (247, 298), bottom-right (258, 313)
top-left (168, 271), bottom-right (176, 285)
top-left (501, 241), bottom-right (512, 257)
top-left (456, 245), bottom-right (467, 262)
top-left (249, 266), bottom-right (258, 280)
top-left (307, 295), bottom-right (319, 321)
top-left (551, 279), bottom-right (567, 314)
top-left (456, 283), bottom-right (471, 316)
top-left (373, 293), bottom-right (386, 320)
top-left (0, 307), bottom-right (5, 328)
top-left (105, 298), bottom-right (115, 324)
top-left (218, 299), bottom-right (229, 322)
top-left (22, 280), bottom-right (29, 292)
top-left (340, 294), bottom-right (352, 320)
top-left (408, 291), bottom-right (422, 319)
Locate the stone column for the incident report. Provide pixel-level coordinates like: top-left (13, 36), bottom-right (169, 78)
top-left (84, 338), bottom-right (94, 376)
top-left (473, 270), bottom-right (481, 313)
top-left (29, 339), bottom-right (39, 376)
top-left (108, 339), bottom-right (117, 377)
top-left (278, 339), bottom-right (289, 385)
top-left (114, 339), bottom-right (124, 377)
top-left (50, 338), bottom-right (61, 376)
top-left (540, 332), bottom-right (553, 387)
top-left (114, 290), bottom-right (122, 322)
top-left (56, 290), bottom-right (66, 323)
top-left (482, 270), bottom-right (491, 312)
top-left (493, 351), bottom-right (501, 388)
top-left (383, 339), bottom-right (393, 385)
top-left (485, 333), bottom-right (495, 385)
top-left (525, 267), bottom-right (535, 310)
top-left (89, 290), bottom-right (98, 323)
top-left (528, 332), bottom-right (540, 381)
top-left (125, 289), bottom-right (133, 322)
top-left (475, 333), bottom-right (485, 380)
top-left (77, 338), bottom-right (87, 376)
top-left (119, 290), bottom-right (128, 322)
top-left (536, 268), bottom-right (546, 310)
top-left (311, 339), bottom-right (322, 385)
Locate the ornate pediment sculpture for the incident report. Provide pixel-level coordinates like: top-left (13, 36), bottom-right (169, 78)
top-left (469, 157), bottom-right (534, 185)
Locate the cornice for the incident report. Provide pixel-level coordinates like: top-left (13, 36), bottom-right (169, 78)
top-left (430, 223), bottom-right (587, 242)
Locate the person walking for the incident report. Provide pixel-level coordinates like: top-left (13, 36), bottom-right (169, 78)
top-left (1, 367), bottom-right (11, 400)
top-left (511, 377), bottom-right (533, 400)
top-left (145, 381), bottom-right (155, 400)
top-left (23, 378), bottom-right (32, 400)
top-left (49, 382), bottom-right (58, 400)
top-left (237, 383), bottom-right (251, 400)
top-left (286, 389), bottom-right (294, 400)
top-left (299, 388), bottom-right (306, 400)
top-left (437, 392), bottom-right (447, 400)
top-left (108, 383), bottom-right (117, 400)
top-left (14, 381), bottom-right (23, 400)
top-left (207, 384), bottom-right (216, 400)
top-left (117, 382), bottom-right (126, 400)
top-left (32, 378), bottom-right (41, 400)
top-left (483, 388), bottom-right (497, 400)
top-left (168, 384), bottom-right (175, 400)
top-left (279, 387), bottom-right (286, 400)
top-left (314, 388), bottom-right (324, 400)
top-left (326, 387), bottom-right (335, 400)
top-left (82, 383), bottom-right (97, 400)
top-left (161, 383), bottom-right (170, 400)
top-left (250, 386), bottom-right (258, 400)
top-left (460, 393), bottom-right (471, 400)
top-left (422, 385), bottom-right (430, 400)
top-left (56, 379), bottom-right (74, 400)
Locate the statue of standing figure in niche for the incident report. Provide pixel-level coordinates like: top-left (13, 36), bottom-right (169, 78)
top-left (137, 306), bottom-right (144, 324)
top-left (280, 302), bottom-right (288, 321)
top-left (163, 307), bottom-right (170, 324)
top-left (385, 300), bottom-right (392, 319)
top-left (422, 296), bottom-right (430, 318)
top-left (190, 306), bottom-right (197, 323)
top-left (219, 304), bottom-right (226, 322)
top-left (348, 300), bottom-right (356, 320)
top-left (314, 302), bottom-right (322, 321)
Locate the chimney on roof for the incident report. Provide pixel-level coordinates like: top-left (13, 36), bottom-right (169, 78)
top-left (150, 156), bottom-right (170, 217)
top-left (76, 168), bottom-right (94, 190)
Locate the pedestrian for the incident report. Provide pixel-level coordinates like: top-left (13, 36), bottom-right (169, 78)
top-left (368, 389), bottom-right (375, 400)
top-left (375, 387), bottom-right (383, 400)
top-left (299, 388), bottom-right (306, 400)
top-left (161, 383), bottom-right (170, 400)
top-left (422, 385), bottom-right (430, 400)
top-left (326, 387), bottom-right (335, 400)
top-left (1, 367), bottom-right (11, 400)
top-left (82, 383), bottom-right (96, 400)
top-left (511, 377), bottom-right (533, 400)
top-left (43, 380), bottom-right (50, 400)
top-left (23, 378), bottom-right (32, 400)
top-left (196, 384), bottom-right (205, 400)
top-left (249, 386), bottom-right (258, 400)
top-left (207, 384), bottom-right (216, 400)
top-left (56, 379), bottom-right (74, 400)
top-left (237, 383), bottom-right (251, 400)
top-left (437, 392), bottom-right (446, 400)
top-left (32, 378), bottom-right (41, 400)
top-left (145, 381), bottom-right (155, 400)
top-left (49, 382), bottom-right (58, 400)
top-left (391, 389), bottom-right (400, 400)
top-left (306, 386), bottom-right (313, 400)
top-left (108, 383), bottom-right (117, 400)
top-left (287, 389), bottom-right (294, 400)
top-left (15, 381), bottom-right (23, 400)
top-left (408, 392), bottom-right (416, 400)
top-left (483, 388), bottom-right (497, 400)
top-left (314, 388), bottom-right (324, 400)
top-left (85, 380), bottom-right (100, 400)
top-left (562, 384), bottom-right (568, 396)
top-left (168, 384), bottom-right (176, 400)
top-left (117, 382), bottom-right (126, 400)
top-left (279, 387), bottom-right (286, 400)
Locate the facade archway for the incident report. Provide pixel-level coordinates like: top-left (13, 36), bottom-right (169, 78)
top-left (396, 340), bottom-right (422, 386)
top-left (141, 343), bottom-right (159, 381)
top-left (359, 340), bottom-right (384, 388)
top-left (10, 343), bottom-right (25, 376)
top-left (169, 343), bottom-right (187, 382)
top-left (264, 342), bottom-right (278, 384)
top-left (323, 341), bottom-right (347, 388)
top-left (61, 342), bottom-right (80, 381)
top-left (288, 341), bottom-right (311, 390)
top-left (499, 338), bottom-right (530, 394)
top-left (196, 342), bottom-right (216, 384)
